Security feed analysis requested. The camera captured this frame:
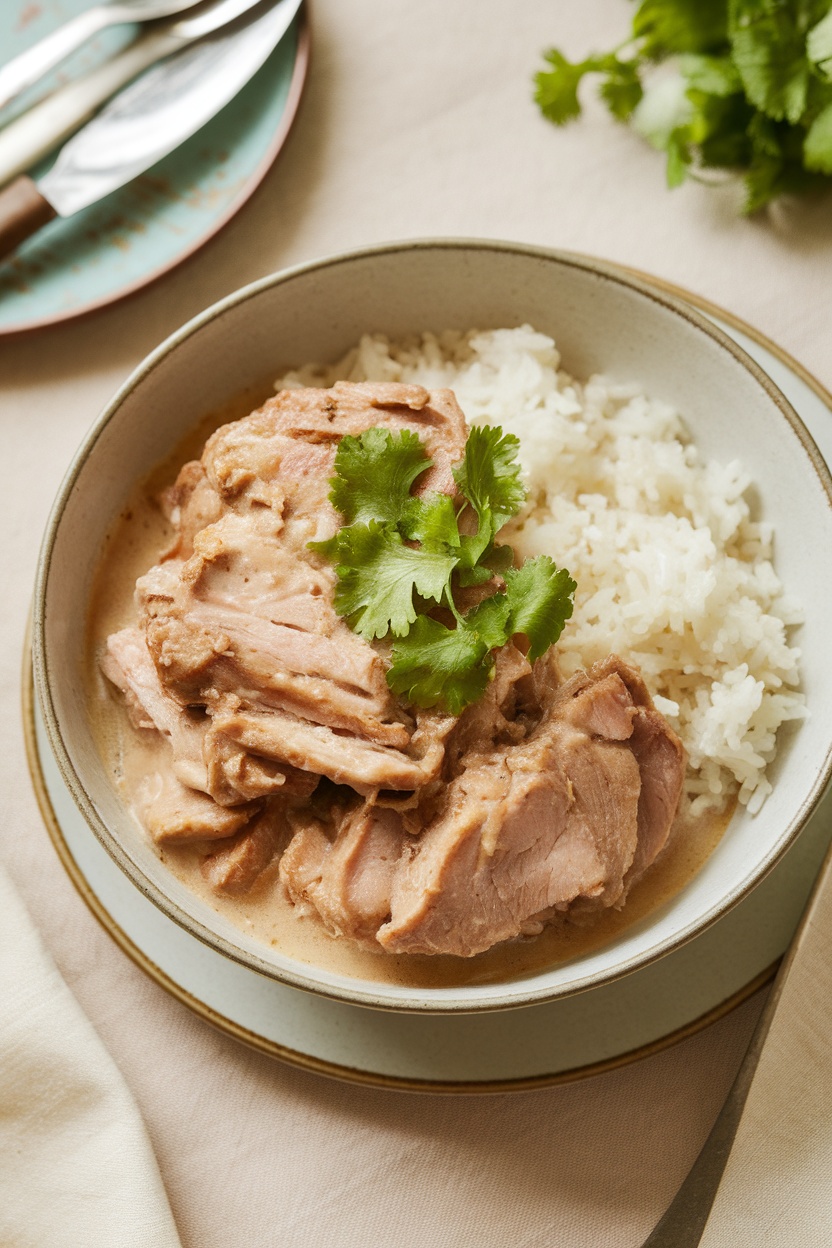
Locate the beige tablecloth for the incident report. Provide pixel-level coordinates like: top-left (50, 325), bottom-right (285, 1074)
top-left (3, 2), bottom-right (832, 1244)
top-left (0, 865), bottom-right (181, 1248)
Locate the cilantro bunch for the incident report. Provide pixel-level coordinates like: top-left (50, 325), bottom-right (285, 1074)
top-left (534, 0), bottom-right (832, 213)
top-left (311, 426), bottom-right (576, 715)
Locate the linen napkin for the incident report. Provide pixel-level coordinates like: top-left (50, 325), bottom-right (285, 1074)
top-left (0, 862), bottom-right (182, 1248)
top-left (699, 843), bottom-right (832, 1245)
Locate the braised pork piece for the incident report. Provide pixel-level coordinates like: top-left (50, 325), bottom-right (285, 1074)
top-left (101, 381), bottom-right (685, 958)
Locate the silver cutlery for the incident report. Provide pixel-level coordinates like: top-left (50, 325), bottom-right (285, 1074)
top-left (0, 0), bottom-right (209, 114)
top-left (0, 0), bottom-right (273, 189)
top-left (0, 0), bottom-right (302, 263)
top-left (640, 833), bottom-right (832, 1245)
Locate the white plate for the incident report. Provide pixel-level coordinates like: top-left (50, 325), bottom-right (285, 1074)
top-left (26, 283), bottom-right (832, 1092)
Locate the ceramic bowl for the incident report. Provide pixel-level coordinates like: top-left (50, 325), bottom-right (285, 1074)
top-left (32, 240), bottom-right (832, 1013)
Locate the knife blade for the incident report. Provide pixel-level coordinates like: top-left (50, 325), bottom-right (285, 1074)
top-left (0, 0), bottom-right (285, 190)
top-left (0, 0), bottom-right (302, 261)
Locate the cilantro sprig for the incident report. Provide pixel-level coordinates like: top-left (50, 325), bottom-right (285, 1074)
top-left (310, 426), bottom-right (576, 714)
top-left (534, 0), bottom-right (832, 213)
top-left (387, 561), bottom-right (577, 714)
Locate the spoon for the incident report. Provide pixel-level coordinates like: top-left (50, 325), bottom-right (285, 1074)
top-left (0, 0), bottom-right (209, 114)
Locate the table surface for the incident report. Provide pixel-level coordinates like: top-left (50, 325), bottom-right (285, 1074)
top-left (3, 2), bottom-right (830, 1244)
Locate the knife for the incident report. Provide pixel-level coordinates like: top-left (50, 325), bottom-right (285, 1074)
top-left (0, 0), bottom-right (277, 188)
top-left (0, 0), bottom-right (302, 264)
top-left (0, 1), bottom-right (206, 115)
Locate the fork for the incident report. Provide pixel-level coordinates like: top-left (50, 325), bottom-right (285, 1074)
top-left (0, 0), bottom-right (206, 113)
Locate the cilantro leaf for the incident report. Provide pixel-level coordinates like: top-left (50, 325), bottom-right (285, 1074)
top-left (681, 54), bottom-right (742, 97)
top-left (456, 561), bottom-right (496, 588)
top-left (808, 7), bottom-right (832, 74)
top-left (482, 544), bottom-right (515, 574)
top-left (453, 425), bottom-right (526, 544)
top-left (729, 0), bottom-right (810, 124)
top-left (535, 50), bottom-right (646, 128)
top-left (534, 50), bottom-right (596, 125)
top-left (804, 99), bottom-right (832, 171)
top-left (386, 557), bottom-right (577, 713)
top-left (741, 152), bottom-right (820, 214)
top-left (690, 92), bottom-right (753, 167)
top-left (534, 0), bottom-right (832, 213)
top-left (743, 145), bottom-right (787, 213)
top-left (599, 60), bottom-right (644, 122)
top-left (387, 616), bottom-right (494, 715)
top-left (329, 428), bottom-right (432, 526)
top-left (748, 110), bottom-right (783, 159)
top-left (320, 521), bottom-right (458, 640)
top-left (666, 128), bottom-right (693, 185)
top-left (633, 0), bottom-right (729, 58)
top-left (504, 558), bottom-right (577, 661)
top-left (743, 110), bottom-right (824, 212)
top-left (453, 426), bottom-right (526, 576)
top-left (400, 492), bottom-right (460, 550)
top-left (464, 593), bottom-right (512, 649)
top-left (313, 424), bottom-right (576, 713)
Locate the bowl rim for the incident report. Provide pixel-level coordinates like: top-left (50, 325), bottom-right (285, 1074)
top-left (31, 237), bottom-right (832, 1014)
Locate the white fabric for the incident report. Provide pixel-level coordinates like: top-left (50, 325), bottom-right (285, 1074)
top-left (3, 0), bottom-right (832, 1244)
top-left (0, 863), bottom-right (181, 1248)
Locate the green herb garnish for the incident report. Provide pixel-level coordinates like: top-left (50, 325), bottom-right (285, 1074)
top-left (534, 0), bottom-right (832, 213)
top-left (310, 426), bottom-right (576, 713)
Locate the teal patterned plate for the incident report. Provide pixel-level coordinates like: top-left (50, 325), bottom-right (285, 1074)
top-left (0, 1), bottom-right (309, 334)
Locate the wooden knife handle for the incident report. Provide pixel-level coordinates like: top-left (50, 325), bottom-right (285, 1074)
top-left (0, 176), bottom-right (56, 264)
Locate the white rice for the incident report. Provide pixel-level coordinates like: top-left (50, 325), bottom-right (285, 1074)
top-left (275, 326), bottom-right (805, 815)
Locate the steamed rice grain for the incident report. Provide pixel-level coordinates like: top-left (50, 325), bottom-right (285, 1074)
top-left (275, 326), bottom-right (805, 814)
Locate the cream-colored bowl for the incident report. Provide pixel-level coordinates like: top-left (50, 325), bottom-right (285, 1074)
top-left (33, 240), bottom-right (832, 1013)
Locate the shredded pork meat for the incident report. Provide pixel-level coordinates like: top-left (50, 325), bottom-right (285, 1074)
top-left (102, 382), bottom-right (685, 957)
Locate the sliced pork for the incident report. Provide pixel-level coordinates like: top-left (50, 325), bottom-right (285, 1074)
top-left (126, 383), bottom-right (468, 800)
top-left (202, 803), bottom-right (290, 895)
top-left (280, 800), bottom-right (405, 945)
top-left (138, 772), bottom-right (260, 846)
top-left (102, 627), bottom-right (209, 794)
top-left (209, 706), bottom-right (443, 794)
top-left (102, 382), bottom-right (686, 956)
top-left (279, 654), bottom-right (684, 958)
top-left (378, 657), bottom-right (653, 956)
